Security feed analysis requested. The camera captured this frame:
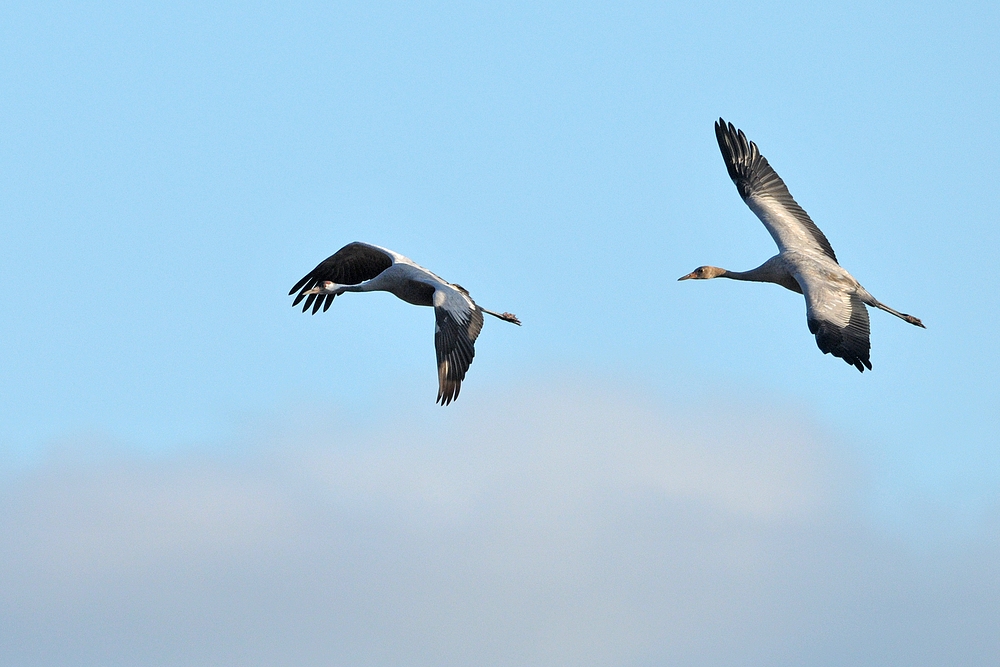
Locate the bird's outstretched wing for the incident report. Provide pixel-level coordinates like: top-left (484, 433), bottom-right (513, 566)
top-left (802, 281), bottom-right (872, 372)
top-left (289, 242), bottom-right (394, 314)
top-left (433, 289), bottom-right (484, 406)
top-left (715, 119), bottom-right (838, 262)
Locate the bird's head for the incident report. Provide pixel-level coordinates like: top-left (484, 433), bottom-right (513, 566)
top-left (678, 266), bottom-right (727, 281)
top-left (304, 280), bottom-right (336, 295)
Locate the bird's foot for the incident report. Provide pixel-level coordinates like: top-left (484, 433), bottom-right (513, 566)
top-left (904, 314), bottom-right (925, 328)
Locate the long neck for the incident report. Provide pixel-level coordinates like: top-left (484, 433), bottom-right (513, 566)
top-left (722, 263), bottom-right (784, 283)
top-left (722, 267), bottom-right (771, 282)
top-left (720, 257), bottom-right (800, 293)
top-left (338, 280), bottom-right (383, 294)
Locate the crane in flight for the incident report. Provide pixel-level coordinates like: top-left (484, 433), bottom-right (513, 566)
top-left (680, 119), bottom-right (924, 371)
top-left (290, 242), bottom-right (520, 404)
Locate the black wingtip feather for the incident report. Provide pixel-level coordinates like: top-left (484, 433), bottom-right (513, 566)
top-left (290, 284), bottom-right (312, 307)
top-left (809, 311), bottom-right (872, 373)
top-left (311, 294), bottom-right (324, 314)
top-left (715, 119), bottom-right (757, 199)
top-left (301, 293), bottom-right (316, 313)
top-left (289, 275), bottom-right (312, 296)
top-left (715, 119), bottom-right (740, 184)
top-left (436, 382), bottom-right (460, 406)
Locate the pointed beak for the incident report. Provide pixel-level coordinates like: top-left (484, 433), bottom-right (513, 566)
top-left (678, 272), bottom-right (696, 281)
top-left (303, 286), bottom-right (322, 295)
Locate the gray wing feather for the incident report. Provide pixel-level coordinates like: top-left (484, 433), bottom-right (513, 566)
top-left (804, 286), bottom-right (872, 372)
top-left (715, 119), bottom-right (839, 262)
top-left (434, 304), bottom-right (484, 405)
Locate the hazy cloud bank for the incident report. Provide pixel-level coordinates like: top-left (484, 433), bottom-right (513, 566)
top-left (2, 382), bottom-right (997, 666)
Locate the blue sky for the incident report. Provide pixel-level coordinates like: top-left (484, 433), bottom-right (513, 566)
top-left (1, 1), bottom-right (998, 663)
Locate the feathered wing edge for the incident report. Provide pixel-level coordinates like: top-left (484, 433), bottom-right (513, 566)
top-left (715, 119), bottom-right (839, 262)
top-left (434, 305), bottom-right (484, 405)
top-left (808, 294), bottom-right (872, 372)
top-left (289, 242), bottom-right (394, 314)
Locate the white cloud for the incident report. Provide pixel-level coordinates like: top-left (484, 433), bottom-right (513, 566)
top-left (1, 380), bottom-right (996, 666)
